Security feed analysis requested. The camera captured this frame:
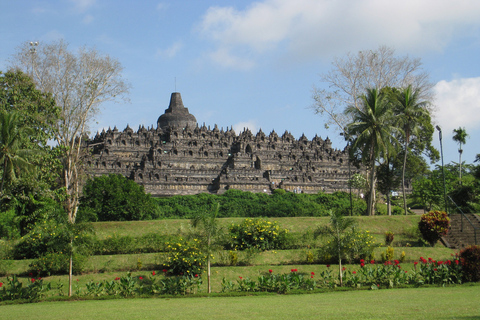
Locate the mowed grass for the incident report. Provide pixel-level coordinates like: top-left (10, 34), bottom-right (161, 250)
top-left (2, 285), bottom-right (479, 320)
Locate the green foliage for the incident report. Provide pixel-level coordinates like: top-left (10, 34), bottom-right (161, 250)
top-left (226, 218), bottom-right (289, 251)
top-left (0, 208), bottom-right (20, 239)
top-left (380, 246), bottom-right (395, 262)
top-left (163, 238), bottom-right (207, 276)
top-left (385, 231), bottom-right (394, 246)
top-left (29, 252), bottom-right (87, 276)
top-left (78, 174), bottom-right (160, 222)
top-left (418, 211), bottom-right (450, 246)
top-left (459, 245), bottom-right (480, 282)
top-left (0, 274), bottom-right (51, 302)
top-left (155, 190), bottom-right (371, 219)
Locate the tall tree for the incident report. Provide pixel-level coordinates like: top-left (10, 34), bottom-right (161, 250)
top-left (10, 39), bottom-right (130, 296)
top-left (393, 85), bottom-right (429, 215)
top-left (452, 127), bottom-right (468, 184)
top-left (312, 45), bottom-right (433, 132)
top-left (0, 111), bottom-right (34, 195)
top-left (346, 88), bottom-right (401, 215)
top-left (10, 40), bottom-right (130, 225)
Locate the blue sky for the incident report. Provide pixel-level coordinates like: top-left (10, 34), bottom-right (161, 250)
top-left (1, 0), bottom-right (480, 168)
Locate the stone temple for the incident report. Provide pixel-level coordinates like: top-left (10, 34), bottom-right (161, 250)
top-left (85, 92), bottom-right (354, 197)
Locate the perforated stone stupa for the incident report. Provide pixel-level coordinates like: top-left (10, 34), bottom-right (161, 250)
top-left (85, 92), bottom-right (355, 196)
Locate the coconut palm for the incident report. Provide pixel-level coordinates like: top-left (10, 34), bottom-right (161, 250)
top-left (394, 85), bottom-right (429, 215)
top-left (191, 203), bottom-right (220, 293)
top-left (0, 111), bottom-right (34, 195)
top-left (452, 127), bottom-right (468, 184)
top-left (346, 88), bottom-right (401, 216)
top-left (314, 210), bottom-right (356, 286)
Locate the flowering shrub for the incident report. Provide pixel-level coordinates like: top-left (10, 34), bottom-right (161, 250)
top-left (222, 268), bottom-right (316, 293)
top-left (418, 211), bottom-right (450, 246)
top-left (0, 275), bottom-right (50, 301)
top-left (226, 218), bottom-right (289, 251)
top-left (459, 245), bottom-right (480, 282)
top-left (163, 238), bottom-right (207, 276)
top-left (319, 229), bottom-right (378, 263)
top-left (414, 256), bottom-right (462, 285)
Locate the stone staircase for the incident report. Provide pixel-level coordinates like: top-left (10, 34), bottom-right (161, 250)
top-left (442, 213), bottom-right (480, 249)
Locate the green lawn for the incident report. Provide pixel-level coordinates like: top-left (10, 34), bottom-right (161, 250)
top-left (2, 285), bottom-right (479, 320)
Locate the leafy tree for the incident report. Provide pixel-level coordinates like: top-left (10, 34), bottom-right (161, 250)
top-left (0, 111), bottom-right (34, 195)
top-left (78, 174), bottom-right (159, 222)
top-left (314, 211), bottom-right (356, 286)
top-left (393, 85), bottom-right (430, 215)
top-left (452, 127), bottom-right (469, 184)
top-left (11, 40), bottom-right (130, 296)
top-left (10, 40), bottom-right (130, 224)
top-left (191, 203), bottom-right (220, 293)
top-left (346, 88), bottom-right (401, 215)
top-left (312, 45), bottom-right (433, 132)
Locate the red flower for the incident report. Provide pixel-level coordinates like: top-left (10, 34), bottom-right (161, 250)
top-left (414, 261), bottom-right (418, 265)
top-left (194, 274), bottom-right (198, 278)
top-left (31, 278), bottom-right (35, 283)
top-left (360, 262), bottom-right (365, 268)
top-left (152, 271), bottom-right (156, 276)
top-left (139, 276), bottom-right (143, 280)
top-left (115, 277), bottom-right (120, 280)
top-left (326, 264), bottom-right (330, 268)
top-left (29, 272), bottom-right (33, 276)
top-left (77, 279), bottom-right (79, 282)
top-left (342, 267), bottom-right (346, 271)
top-left (455, 260), bottom-right (459, 265)
top-left (394, 260), bottom-right (399, 265)
top-left (163, 269), bottom-right (168, 273)
top-left (0, 282), bottom-right (3, 287)
top-left (433, 268), bottom-right (438, 271)
top-left (311, 272), bottom-right (315, 276)
top-left (269, 269), bottom-right (273, 273)
top-left (360, 259), bottom-right (365, 263)
top-left (291, 268), bottom-right (297, 272)
top-left (370, 260), bottom-right (375, 264)
top-left (239, 276), bottom-right (243, 280)
top-left (405, 271), bottom-right (408, 273)
top-left (352, 271), bottom-right (356, 274)
top-left (438, 261), bottom-right (443, 265)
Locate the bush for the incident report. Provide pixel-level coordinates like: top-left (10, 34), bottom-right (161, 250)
top-left (318, 228), bottom-right (378, 263)
top-left (29, 252), bottom-right (87, 276)
top-left (459, 245), bottom-right (480, 282)
top-left (78, 174), bottom-right (160, 222)
top-left (0, 209), bottom-right (20, 239)
top-left (163, 238), bottom-right (207, 276)
top-left (226, 218), bottom-right (289, 251)
top-left (418, 211), bottom-right (450, 246)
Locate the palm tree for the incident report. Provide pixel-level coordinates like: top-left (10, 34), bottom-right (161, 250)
top-left (452, 127), bottom-right (468, 184)
top-left (191, 203), bottom-right (220, 293)
top-left (314, 210), bottom-right (356, 286)
top-left (0, 111), bottom-right (34, 195)
top-left (394, 85), bottom-right (429, 215)
top-left (346, 88), bottom-right (401, 216)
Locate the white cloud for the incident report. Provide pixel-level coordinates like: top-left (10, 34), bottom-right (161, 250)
top-left (434, 77), bottom-right (480, 132)
top-left (70, 0), bottom-right (96, 13)
top-left (233, 120), bottom-right (258, 134)
top-left (83, 14), bottom-right (94, 24)
top-left (198, 0), bottom-right (480, 68)
top-left (157, 41), bottom-right (183, 58)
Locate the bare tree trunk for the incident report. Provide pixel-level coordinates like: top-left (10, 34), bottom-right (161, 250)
top-left (402, 140), bottom-right (409, 215)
